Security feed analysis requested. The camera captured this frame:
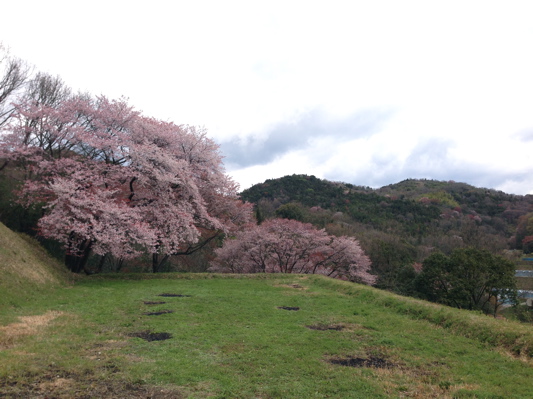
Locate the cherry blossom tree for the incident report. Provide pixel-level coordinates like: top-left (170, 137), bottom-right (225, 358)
top-left (0, 95), bottom-right (252, 273)
top-left (210, 218), bottom-right (375, 285)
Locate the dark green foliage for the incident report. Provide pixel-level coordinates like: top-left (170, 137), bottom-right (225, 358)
top-left (254, 204), bottom-right (265, 224)
top-left (380, 178), bottom-right (533, 234)
top-left (415, 248), bottom-right (517, 314)
top-left (0, 172), bottom-right (40, 235)
top-left (393, 264), bottom-right (419, 297)
top-left (241, 174), bottom-right (441, 235)
top-left (275, 202), bottom-right (305, 221)
top-left (366, 237), bottom-right (416, 292)
top-left (241, 174), bottom-right (373, 207)
top-left (504, 305), bottom-right (533, 323)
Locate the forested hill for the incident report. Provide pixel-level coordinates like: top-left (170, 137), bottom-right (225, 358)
top-left (241, 174), bottom-right (533, 231)
top-left (240, 175), bottom-right (533, 292)
top-left (241, 175), bottom-right (443, 235)
top-left (377, 178), bottom-right (532, 218)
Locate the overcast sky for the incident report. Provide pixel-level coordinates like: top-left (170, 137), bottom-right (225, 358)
top-left (1, 1), bottom-right (533, 194)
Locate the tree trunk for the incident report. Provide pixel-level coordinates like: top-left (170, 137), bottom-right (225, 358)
top-left (96, 253), bottom-right (108, 273)
top-left (152, 253), bottom-right (170, 273)
top-left (65, 239), bottom-right (93, 273)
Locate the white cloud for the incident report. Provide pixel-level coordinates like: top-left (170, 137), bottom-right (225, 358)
top-left (1, 0), bottom-right (533, 194)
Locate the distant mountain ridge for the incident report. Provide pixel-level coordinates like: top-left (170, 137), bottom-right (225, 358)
top-left (241, 174), bottom-right (533, 224)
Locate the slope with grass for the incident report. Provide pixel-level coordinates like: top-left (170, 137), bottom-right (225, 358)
top-left (1, 270), bottom-right (533, 398)
top-left (1, 225), bottom-right (533, 397)
top-left (0, 221), bottom-right (72, 309)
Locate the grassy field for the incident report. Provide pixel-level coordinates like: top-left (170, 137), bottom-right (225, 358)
top-left (2, 222), bottom-right (533, 398)
top-left (1, 273), bottom-right (533, 398)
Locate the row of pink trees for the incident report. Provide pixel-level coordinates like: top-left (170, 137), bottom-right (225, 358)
top-left (209, 218), bottom-right (375, 284)
top-left (0, 78), bottom-right (374, 284)
top-left (0, 94), bottom-right (253, 273)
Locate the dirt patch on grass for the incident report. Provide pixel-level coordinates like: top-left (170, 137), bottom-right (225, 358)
top-left (274, 283), bottom-right (309, 291)
top-left (0, 311), bottom-right (64, 349)
top-left (281, 283), bottom-right (307, 289)
top-left (144, 301), bottom-right (167, 305)
top-left (329, 355), bottom-right (393, 368)
top-left (38, 377), bottom-right (76, 392)
top-left (327, 346), bottom-right (397, 369)
top-left (290, 283), bottom-right (304, 289)
top-left (277, 306), bottom-right (300, 311)
top-left (143, 310), bottom-right (174, 316)
top-left (306, 323), bottom-right (345, 331)
top-left (85, 340), bottom-right (129, 361)
top-left (371, 360), bottom-right (467, 398)
top-left (128, 331), bottom-right (172, 342)
top-left (307, 322), bottom-right (372, 332)
top-left (158, 293), bottom-right (191, 297)
top-left (0, 366), bottom-right (183, 398)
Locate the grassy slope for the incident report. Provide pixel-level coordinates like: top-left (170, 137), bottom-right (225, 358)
top-left (0, 221), bottom-right (71, 309)
top-left (1, 227), bottom-right (533, 397)
top-left (0, 273), bottom-right (532, 398)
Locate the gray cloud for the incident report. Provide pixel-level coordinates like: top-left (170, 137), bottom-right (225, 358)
top-left (220, 108), bottom-right (393, 168)
top-left (400, 139), bottom-right (531, 191)
top-left (324, 138), bottom-right (456, 188)
top-left (325, 137), bottom-right (532, 193)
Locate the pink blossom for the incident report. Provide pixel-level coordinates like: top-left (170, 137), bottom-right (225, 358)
top-left (0, 95), bottom-right (253, 272)
top-left (210, 218), bottom-right (375, 285)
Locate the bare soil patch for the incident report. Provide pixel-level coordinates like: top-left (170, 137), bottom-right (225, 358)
top-left (158, 293), bottom-right (191, 297)
top-left (0, 311), bottom-right (64, 349)
top-left (306, 323), bottom-right (345, 331)
top-left (128, 331), bottom-right (172, 342)
top-left (85, 340), bottom-right (128, 361)
top-left (143, 310), bottom-right (174, 316)
top-left (275, 283), bottom-right (308, 290)
top-left (328, 355), bottom-right (394, 369)
top-left (277, 306), bottom-right (300, 311)
top-left (144, 301), bottom-right (167, 305)
top-left (290, 284), bottom-right (304, 289)
top-left (0, 366), bottom-right (183, 398)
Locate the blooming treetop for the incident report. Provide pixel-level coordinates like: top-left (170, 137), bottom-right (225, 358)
top-left (210, 218), bottom-right (375, 285)
top-left (0, 95), bottom-right (253, 272)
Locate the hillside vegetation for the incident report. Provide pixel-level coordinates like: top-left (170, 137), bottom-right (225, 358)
top-left (0, 222), bottom-right (71, 308)
top-left (241, 175), bottom-right (533, 295)
top-left (242, 175), bottom-right (532, 236)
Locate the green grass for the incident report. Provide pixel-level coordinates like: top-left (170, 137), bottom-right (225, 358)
top-left (0, 221), bottom-right (72, 310)
top-left (2, 274), bottom-right (533, 398)
top-left (1, 221), bottom-right (532, 398)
